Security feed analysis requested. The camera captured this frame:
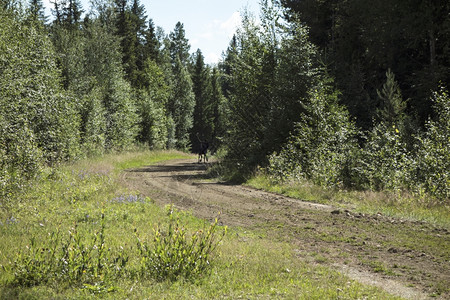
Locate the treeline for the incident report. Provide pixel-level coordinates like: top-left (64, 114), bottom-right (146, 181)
top-left (219, 0), bottom-right (449, 201)
top-left (1, 0), bottom-right (226, 198)
top-left (1, 0), bottom-right (449, 202)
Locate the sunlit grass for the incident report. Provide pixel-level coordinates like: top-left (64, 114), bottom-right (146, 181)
top-left (73, 149), bottom-right (193, 173)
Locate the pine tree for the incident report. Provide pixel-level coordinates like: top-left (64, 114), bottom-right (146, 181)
top-left (190, 49), bottom-right (213, 152)
top-left (114, 0), bottom-right (137, 84)
top-left (376, 69), bottom-right (407, 126)
top-left (143, 19), bottom-right (160, 62)
top-left (130, 0), bottom-right (147, 86)
top-left (220, 34), bottom-right (237, 100)
top-left (51, 0), bottom-right (83, 28)
top-left (27, 0), bottom-right (47, 24)
top-left (224, 9), bottom-right (273, 169)
top-left (209, 66), bottom-right (227, 149)
top-left (169, 22), bottom-right (190, 66)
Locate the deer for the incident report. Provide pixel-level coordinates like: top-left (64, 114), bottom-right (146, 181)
top-left (196, 133), bottom-right (209, 163)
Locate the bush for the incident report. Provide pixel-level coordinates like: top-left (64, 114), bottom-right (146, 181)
top-left (9, 213), bottom-right (128, 288)
top-left (414, 86), bottom-right (450, 201)
top-left (135, 205), bottom-right (226, 281)
top-left (267, 82), bottom-right (359, 188)
top-left (354, 124), bottom-right (412, 191)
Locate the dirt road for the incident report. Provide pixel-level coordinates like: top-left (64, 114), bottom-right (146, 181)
top-left (122, 159), bottom-right (450, 299)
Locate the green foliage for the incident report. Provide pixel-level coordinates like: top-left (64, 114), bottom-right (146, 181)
top-left (135, 90), bottom-right (168, 149)
top-left (350, 85), bottom-right (449, 200)
top-left (225, 9), bottom-right (274, 168)
top-left (79, 87), bottom-right (107, 156)
top-left (267, 81), bottom-right (358, 188)
top-left (104, 76), bottom-right (139, 150)
top-left (52, 16), bottom-right (139, 152)
top-left (135, 205), bottom-right (226, 281)
top-left (190, 50), bottom-right (214, 151)
top-left (209, 67), bottom-right (229, 149)
top-left (415, 86), bottom-right (450, 200)
top-left (355, 124), bottom-right (411, 191)
top-left (169, 56), bottom-right (195, 150)
top-left (0, 10), bottom-right (80, 200)
top-left (280, 0), bottom-right (450, 128)
top-left (0, 121), bottom-right (43, 203)
top-left (169, 22), bottom-right (191, 66)
top-left (223, 2), bottom-right (320, 175)
top-left (376, 69), bottom-right (407, 126)
top-left (344, 70), bottom-right (410, 192)
top-left (136, 59), bottom-right (171, 149)
top-left (26, 0), bottom-right (47, 24)
top-left (9, 213), bottom-right (128, 288)
top-left (51, 27), bottom-right (86, 90)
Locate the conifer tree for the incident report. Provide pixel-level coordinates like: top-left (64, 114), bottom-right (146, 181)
top-left (376, 69), bottom-right (407, 126)
top-left (190, 49), bottom-right (213, 151)
top-left (130, 0), bottom-right (147, 86)
top-left (51, 0), bottom-right (83, 28)
top-left (114, 0), bottom-right (136, 83)
top-left (27, 0), bottom-right (47, 24)
top-left (169, 22), bottom-right (190, 66)
top-left (220, 34), bottom-right (237, 99)
top-left (209, 66), bottom-right (227, 149)
top-left (143, 19), bottom-right (160, 62)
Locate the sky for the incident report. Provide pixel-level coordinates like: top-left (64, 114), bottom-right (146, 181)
top-left (144, 0), bottom-right (261, 64)
top-left (43, 0), bottom-right (262, 64)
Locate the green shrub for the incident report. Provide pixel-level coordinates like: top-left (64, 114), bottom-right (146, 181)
top-left (354, 124), bottom-right (412, 191)
top-left (9, 213), bottom-right (128, 288)
top-left (352, 86), bottom-right (449, 201)
top-left (267, 82), bottom-right (359, 188)
top-left (414, 86), bottom-right (450, 201)
top-left (135, 205), bottom-right (226, 281)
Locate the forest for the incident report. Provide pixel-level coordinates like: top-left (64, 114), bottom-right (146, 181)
top-left (1, 0), bottom-right (449, 202)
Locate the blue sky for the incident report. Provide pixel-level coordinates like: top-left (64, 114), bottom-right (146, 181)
top-left (146, 0), bottom-right (261, 63)
top-left (43, 0), bottom-right (262, 64)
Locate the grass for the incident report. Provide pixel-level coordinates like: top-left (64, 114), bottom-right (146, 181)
top-left (0, 150), bottom-right (403, 299)
top-left (246, 174), bottom-right (450, 228)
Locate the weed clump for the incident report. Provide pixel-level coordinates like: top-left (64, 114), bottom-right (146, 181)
top-left (8, 212), bottom-right (128, 290)
top-left (6, 206), bottom-right (226, 292)
top-left (135, 205), bottom-right (226, 281)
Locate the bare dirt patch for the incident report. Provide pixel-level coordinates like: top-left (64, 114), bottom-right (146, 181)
top-left (121, 159), bottom-right (450, 299)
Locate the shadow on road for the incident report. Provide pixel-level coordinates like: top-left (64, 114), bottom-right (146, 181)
top-left (126, 161), bottom-right (221, 182)
top-left (127, 162), bottom-right (207, 173)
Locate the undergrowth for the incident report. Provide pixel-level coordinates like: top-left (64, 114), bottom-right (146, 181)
top-left (9, 212), bottom-right (128, 290)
